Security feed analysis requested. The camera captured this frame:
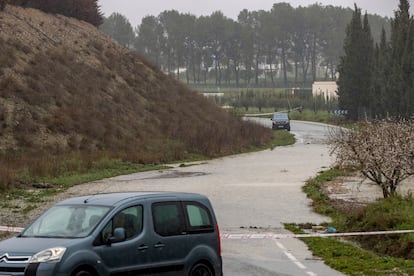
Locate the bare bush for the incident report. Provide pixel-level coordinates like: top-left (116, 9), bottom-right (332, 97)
top-left (329, 120), bottom-right (414, 198)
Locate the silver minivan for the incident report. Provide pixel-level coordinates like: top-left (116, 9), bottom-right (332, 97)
top-left (0, 192), bottom-right (222, 276)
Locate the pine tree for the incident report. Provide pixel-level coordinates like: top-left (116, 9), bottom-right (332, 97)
top-left (100, 13), bottom-right (135, 48)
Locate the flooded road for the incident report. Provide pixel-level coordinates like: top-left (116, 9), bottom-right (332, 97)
top-left (60, 120), bottom-right (344, 275)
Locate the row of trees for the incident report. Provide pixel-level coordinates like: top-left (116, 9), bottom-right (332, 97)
top-left (210, 90), bottom-right (335, 113)
top-left (1, 0), bottom-right (103, 26)
top-left (100, 4), bottom-right (390, 87)
top-left (338, 0), bottom-right (414, 120)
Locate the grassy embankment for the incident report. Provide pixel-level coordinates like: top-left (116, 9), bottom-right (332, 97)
top-left (289, 169), bottom-right (414, 275)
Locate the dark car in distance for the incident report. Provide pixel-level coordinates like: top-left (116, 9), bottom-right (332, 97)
top-left (271, 112), bottom-right (291, 131)
top-left (0, 192), bottom-right (222, 276)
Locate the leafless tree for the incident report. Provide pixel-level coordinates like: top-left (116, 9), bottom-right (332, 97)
top-left (329, 119), bottom-right (414, 198)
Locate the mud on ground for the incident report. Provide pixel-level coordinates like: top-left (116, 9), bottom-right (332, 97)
top-left (322, 174), bottom-right (414, 209)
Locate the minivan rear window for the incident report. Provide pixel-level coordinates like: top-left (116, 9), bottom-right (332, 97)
top-left (152, 202), bottom-right (185, 236)
top-left (152, 201), bottom-right (214, 236)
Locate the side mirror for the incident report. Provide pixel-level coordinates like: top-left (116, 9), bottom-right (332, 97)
top-left (107, 227), bottom-right (126, 244)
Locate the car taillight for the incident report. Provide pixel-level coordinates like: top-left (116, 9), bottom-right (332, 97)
top-left (216, 223), bottom-right (222, 256)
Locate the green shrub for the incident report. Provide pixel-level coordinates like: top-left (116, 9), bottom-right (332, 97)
top-left (344, 196), bottom-right (414, 258)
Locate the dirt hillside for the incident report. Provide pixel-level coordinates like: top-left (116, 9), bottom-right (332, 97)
top-left (0, 5), bottom-right (272, 162)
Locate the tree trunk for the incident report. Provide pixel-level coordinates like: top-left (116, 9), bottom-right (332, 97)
top-left (302, 53), bottom-right (310, 84)
top-left (255, 55), bottom-right (260, 86)
top-left (217, 59), bottom-right (222, 86)
top-left (234, 62), bottom-right (240, 86)
top-left (185, 61), bottom-right (190, 84)
top-left (226, 60), bottom-right (231, 85)
top-left (269, 56), bottom-right (275, 86)
top-left (294, 59), bottom-right (299, 83)
top-left (215, 60), bottom-right (219, 85)
top-left (281, 47), bottom-right (288, 86)
top-left (311, 34), bottom-right (317, 81)
top-left (381, 185), bottom-right (389, 198)
top-left (192, 63), bottom-right (197, 84)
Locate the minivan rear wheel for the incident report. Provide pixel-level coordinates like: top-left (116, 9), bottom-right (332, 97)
top-left (189, 263), bottom-right (213, 276)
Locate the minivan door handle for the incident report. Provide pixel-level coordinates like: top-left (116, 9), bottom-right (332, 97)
top-left (137, 245), bottom-right (149, 251)
top-left (153, 242), bottom-right (165, 249)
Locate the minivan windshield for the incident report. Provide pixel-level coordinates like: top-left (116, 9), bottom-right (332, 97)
top-left (273, 113), bottom-right (288, 120)
top-left (21, 205), bottom-right (110, 238)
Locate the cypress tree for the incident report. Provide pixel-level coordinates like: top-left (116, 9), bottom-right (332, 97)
top-left (372, 28), bottom-right (391, 118)
top-left (337, 5), bottom-right (374, 120)
top-left (361, 12), bottom-right (375, 118)
top-left (388, 0), bottom-right (414, 118)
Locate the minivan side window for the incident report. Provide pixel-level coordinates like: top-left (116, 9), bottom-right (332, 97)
top-left (184, 202), bottom-right (214, 233)
top-left (152, 202), bottom-right (185, 236)
top-left (101, 205), bottom-right (143, 243)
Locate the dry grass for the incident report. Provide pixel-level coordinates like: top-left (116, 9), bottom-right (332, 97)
top-left (0, 6), bottom-right (273, 191)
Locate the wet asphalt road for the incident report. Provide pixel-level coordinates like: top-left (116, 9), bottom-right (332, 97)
top-left (62, 119), bottom-right (344, 275)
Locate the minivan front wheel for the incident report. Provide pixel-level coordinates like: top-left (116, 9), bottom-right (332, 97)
top-left (189, 263), bottom-right (213, 276)
top-left (72, 270), bottom-right (93, 276)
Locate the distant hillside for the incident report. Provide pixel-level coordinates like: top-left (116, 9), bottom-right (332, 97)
top-left (0, 5), bottom-right (272, 164)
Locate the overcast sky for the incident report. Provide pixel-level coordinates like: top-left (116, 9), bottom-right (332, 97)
top-left (98, 0), bottom-right (408, 27)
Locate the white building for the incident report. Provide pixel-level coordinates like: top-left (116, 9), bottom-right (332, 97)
top-left (312, 81), bottom-right (338, 101)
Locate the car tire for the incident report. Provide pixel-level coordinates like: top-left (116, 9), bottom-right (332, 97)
top-left (72, 270), bottom-right (93, 276)
top-left (189, 263), bottom-right (213, 276)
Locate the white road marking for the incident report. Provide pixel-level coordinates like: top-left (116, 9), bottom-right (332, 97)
top-left (285, 251), bottom-right (307, 269)
top-left (274, 239), bottom-right (318, 276)
top-left (0, 226), bottom-right (24, 232)
top-left (274, 240), bottom-right (286, 250)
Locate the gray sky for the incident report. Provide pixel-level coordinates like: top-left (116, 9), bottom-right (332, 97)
top-left (98, 0), bottom-right (408, 27)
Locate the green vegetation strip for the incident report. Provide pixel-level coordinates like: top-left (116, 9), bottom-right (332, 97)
top-left (2, 161), bottom-right (168, 213)
top-left (41, 162), bottom-right (167, 188)
top-left (296, 169), bottom-right (414, 275)
top-left (286, 223), bottom-right (414, 275)
top-left (269, 131), bottom-right (295, 148)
